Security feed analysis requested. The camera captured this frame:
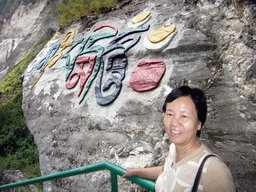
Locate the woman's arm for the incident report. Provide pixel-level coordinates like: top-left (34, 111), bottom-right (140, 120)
top-left (122, 166), bottom-right (164, 181)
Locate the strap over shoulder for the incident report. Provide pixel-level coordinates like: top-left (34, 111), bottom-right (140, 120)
top-left (191, 154), bottom-right (217, 192)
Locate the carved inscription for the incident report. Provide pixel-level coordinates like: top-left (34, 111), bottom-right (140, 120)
top-left (31, 16), bottom-right (172, 105)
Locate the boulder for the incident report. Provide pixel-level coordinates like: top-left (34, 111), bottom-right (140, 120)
top-left (15, 0), bottom-right (256, 191)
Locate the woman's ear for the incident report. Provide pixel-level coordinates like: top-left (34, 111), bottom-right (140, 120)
top-left (197, 121), bottom-right (202, 131)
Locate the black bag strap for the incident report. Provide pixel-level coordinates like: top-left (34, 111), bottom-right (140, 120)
top-left (191, 154), bottom-right (216, 192)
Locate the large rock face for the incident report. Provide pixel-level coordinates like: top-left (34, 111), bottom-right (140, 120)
top-left (0, 0), bottom-right (60, 82)
top-left (20, 0), bottom-right (255, 191)
top-left (0, 0), bottom-right (47, 81)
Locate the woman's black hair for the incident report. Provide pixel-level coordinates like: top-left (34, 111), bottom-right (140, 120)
top-left (162, 86), bottom-right (207, 137)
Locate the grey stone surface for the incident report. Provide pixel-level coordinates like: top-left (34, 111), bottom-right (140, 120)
top-left (3, 170), bottom-right (39, 192)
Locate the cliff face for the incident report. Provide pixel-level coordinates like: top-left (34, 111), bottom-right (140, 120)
top-left (1, 0), bottom-right (255, 191)
top-left (0, 0), bottom-right (59, 81)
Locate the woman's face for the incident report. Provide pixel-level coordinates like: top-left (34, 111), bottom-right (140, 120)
top-left (164, 96), bottom-right (201, 147)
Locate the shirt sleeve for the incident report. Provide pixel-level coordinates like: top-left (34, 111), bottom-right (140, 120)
top-left (201, 157), bottom-right (236, 192)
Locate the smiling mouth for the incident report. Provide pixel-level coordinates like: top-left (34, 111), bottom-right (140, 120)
top-left (171, 130), bottom-right (181, 134)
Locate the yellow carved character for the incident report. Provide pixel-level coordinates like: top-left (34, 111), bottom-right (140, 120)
top-left (148, 24), bottom-right (176, 43)
top-left (60, 29), bottom-right (76, 49)
top-left (31, 29), bottom-right (76, 90)
top-left (132, 11), bottom-right (151, 24)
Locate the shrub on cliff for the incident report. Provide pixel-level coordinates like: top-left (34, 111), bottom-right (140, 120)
top-left (53, 0), bottom-right (118, 28)
top-left (0, 92), bottom-right (41, 184)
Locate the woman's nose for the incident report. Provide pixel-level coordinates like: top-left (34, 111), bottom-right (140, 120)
top-left (170, 116), bottom-right (180, 126)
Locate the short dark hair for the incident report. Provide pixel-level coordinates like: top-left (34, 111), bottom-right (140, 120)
top-left (162, 86), bottom-right (207, 137)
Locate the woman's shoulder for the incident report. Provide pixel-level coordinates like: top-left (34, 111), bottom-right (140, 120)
top-left (202, 158), bottom-right (236, 191)
top-left (200, 144), bottom-right (236, 192)
top-left (198, 144), bottom-right (229, 170)
top-left (199, 144), bottom-right (226, 165)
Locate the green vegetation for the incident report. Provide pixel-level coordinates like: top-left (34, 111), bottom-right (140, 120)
top-left (90, 0), bottom-right (117, 14)
top-left (53, 0), bottom-right (118, 28)
top-left (0, 93), bottom-right (41, 184)
top-left (0, 51), bottom-right (35, 95)
top-left (0, 28), bottom-right (55, 186)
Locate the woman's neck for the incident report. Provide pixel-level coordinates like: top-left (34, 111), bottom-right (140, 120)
top-left (175, 140), bottom-right (201, 162)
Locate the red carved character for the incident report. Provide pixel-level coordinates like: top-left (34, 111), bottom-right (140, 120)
top-left (129, 58), bottom-right (166, 92)
top-left (66, 56), bottom-right (97, 97)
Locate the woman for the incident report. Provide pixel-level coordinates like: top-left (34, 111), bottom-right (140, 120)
top-left (122, 86), bottom-right (236, 192)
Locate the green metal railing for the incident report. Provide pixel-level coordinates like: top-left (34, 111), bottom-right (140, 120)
top-left (0, 161), bottom-right (155, 191)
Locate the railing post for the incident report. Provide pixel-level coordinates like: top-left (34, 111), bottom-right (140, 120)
top-left (111, 171), bottom-right (118, 192)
